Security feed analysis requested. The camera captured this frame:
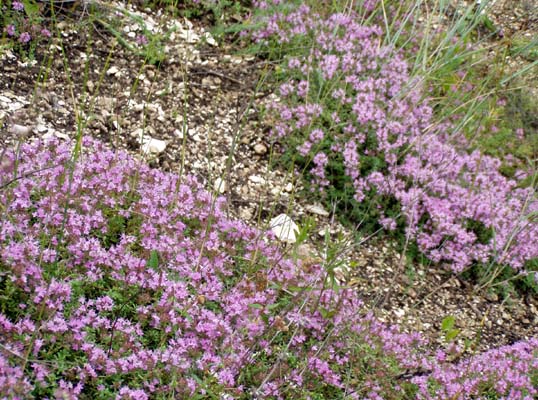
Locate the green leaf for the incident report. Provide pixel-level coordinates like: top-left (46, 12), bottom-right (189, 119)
top-left (22, 0), bottom-right (40, 18)
top-left (441, 315), bottom-right (455, 331)
top-left (295, 217), bottom-right (315, 245)
top-left (147, 250), bottom-right (159, 270)
top-left (480, 15), bottom-right (496, 33)
top-left (319, 307), bottom-right (336, 319)
top-left (248, 303), bottom-right (264, 309)
top-left (445, 329), bottom-right (460, 342)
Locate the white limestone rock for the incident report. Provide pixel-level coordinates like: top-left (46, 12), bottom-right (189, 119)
top-left (141, 136), bottom-right (167, 155)
top-left (270, 214), bottom-right (299, 244)
top-left (213, 177), bottom-right (227, 194)
top-left (305, 203), bottom-right (330, 217)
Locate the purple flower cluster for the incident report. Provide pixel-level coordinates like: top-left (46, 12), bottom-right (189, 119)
top-left (0, 138), bottom-right (536, 398)
top-left (12, 1), bottom-right (24, 11)
top-left (413, 338), bottom-right (538, 399)
top-left (2, 1), bottom-right (52, 50)
top-left (0, 138), bottom-right (428, 398)
top-left (252, 3), bottom-right (538, 272)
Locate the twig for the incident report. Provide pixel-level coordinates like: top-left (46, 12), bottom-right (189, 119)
top-left (190, 68), bottom-right (245, 86)
top-left (0, 165), bottom-right (59, 191)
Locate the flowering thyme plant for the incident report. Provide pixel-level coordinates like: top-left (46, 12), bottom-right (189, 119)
top-left (412, 338), bottom-right (538, 399)
top-left (251, 1), bottom-right (538, 273)
top-left (0, 130), bottom-right (536, 400)
top-left (1, 1), bottom-right (51, 58)
top-left (0, 138), bottom-right (433, 399)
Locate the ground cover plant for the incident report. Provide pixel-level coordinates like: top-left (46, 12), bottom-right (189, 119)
top-left (249, 0), bottom-right (538, 278)
top-left (1, 1), bottom-right (52, 59)
top-left (1, 138), bottom-right (537, 399)
top-left (1, 0), bottom-right (538, 399)
top-left (0, 138), bottom-right (431, 399)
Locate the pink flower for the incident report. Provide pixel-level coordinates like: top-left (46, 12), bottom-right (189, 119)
top-left (5, 25), bottom-right (15, 37)
top-left (136, 34), bottom-right (148, 45)
top-left (19, 32), bottom-right (31, 43)
top-left (379, 217), bottom-right (397, 231)
top-left (12, 1), bottom-right (24, 11)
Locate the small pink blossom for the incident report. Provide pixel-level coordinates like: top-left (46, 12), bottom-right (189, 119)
top-left (5, 25), bottom-right (15, 37)
top-left (12, 1), bottom-right (24, 11)
top-left (136, 34), bottom-right (148, 45)
top-left (19, 32), bottom-right (31, 43)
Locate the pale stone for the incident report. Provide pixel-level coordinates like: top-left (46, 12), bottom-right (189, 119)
top-left (270, 187), bottom-right (281, 196)
top-left (8, 101), bottom-right (24, 112)
top-left (203, 31), bottom-right (217, 46)
top-left (306, 203), bottom-right (330, 217)
top-left (100, 97), bottom-right (114, 109)
top-left (213, 177), bottom-right (227, 194)
top-left (254, 143), bottom-right (267, 155)
top-left (106, 66), bottom-right (120, 76)
top-left (179, 28), bottom-right (199, 43)
top-left (394, 309), bottom-right (405, 318)
top-left (174, 128), bottom-right (184, 139)
top-left (4, 49), bottom-right (15, 59)
top-left (36, 125), bottom-right (48, 133)
top-left (10, 124), bottom-right (32, 137)
top-left (43, 130), bottom-right (69, 140)
top-left (333, 265), bottom-right (349, 284)
top-left (141, 137), bottom-right (167, 155)
top-left (249, 175), bottom-right (266, 185)
top-left (270, 214), bottom-right (299, 243)
top-left (133, 103), bottom-right (145, 112)
top-left (145, 18), bottom-right (156, 33)
top-left (240, 207), bottom-right (253, 220)
top-left (318, 227), bottom-right (336, 237)
top-left (183, 18), bottom-right (194, 29)
top-left (130, 128), bottom-right (144, 139)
